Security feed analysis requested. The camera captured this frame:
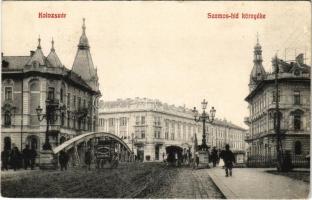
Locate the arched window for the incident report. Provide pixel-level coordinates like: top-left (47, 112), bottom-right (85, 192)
top-left (294, 141), bottom-right (302, 155)
top-left (4, 137), bottom-right (11, 150)
top-left (294, 114), bottom-right (301, 130)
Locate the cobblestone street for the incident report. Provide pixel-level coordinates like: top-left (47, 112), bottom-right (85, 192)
top-left (1, 163), bottom-right (224, 198)
top-left (146, 167), bottom-right (224, 199)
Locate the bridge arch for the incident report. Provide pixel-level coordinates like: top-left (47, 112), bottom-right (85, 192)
top-left (53, 131), bottom-right (132, 154)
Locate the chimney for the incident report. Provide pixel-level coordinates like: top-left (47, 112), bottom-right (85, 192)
top-left (30, 51), bottom-right (35, 56)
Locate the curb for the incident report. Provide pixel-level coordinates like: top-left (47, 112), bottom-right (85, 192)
top-left (207, 170), bottom-right (238, 199)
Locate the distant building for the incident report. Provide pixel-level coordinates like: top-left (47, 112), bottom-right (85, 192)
top-left (98, 98), bottom-right (247, 162)
top-left (1, 19), bottom-right (101, 154)
top-left (244, 39), bottom-right (310, 159)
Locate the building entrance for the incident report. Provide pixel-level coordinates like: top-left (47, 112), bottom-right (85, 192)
top-left (155, 145), bottom-right (160, 160)
top-left (166, 145), bottom-right (183, 166)
top-left (137, 148), bottom-right (144, 162)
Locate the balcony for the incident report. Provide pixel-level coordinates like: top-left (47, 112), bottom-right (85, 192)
top-left (244, 117), bottom-right (251, 126)
top-left (134, 138), bottom-right (147, 145)
top-left (153, 138), bottom-right (165, 144)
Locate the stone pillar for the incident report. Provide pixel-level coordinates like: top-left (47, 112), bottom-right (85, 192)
top-left (39, 150), bottom-right (58, 170)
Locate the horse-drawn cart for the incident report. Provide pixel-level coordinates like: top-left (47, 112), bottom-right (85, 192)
top-left (95, 140), bottom-right (119, 169)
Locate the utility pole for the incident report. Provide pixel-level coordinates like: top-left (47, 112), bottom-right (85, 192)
top-left (273, 55), bottom-right (284, 172)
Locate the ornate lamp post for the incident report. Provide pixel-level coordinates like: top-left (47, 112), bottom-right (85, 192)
top-left (131, 133), bottom-right (137, 161)
top-left (36, 100), bottom-right (66, 150)
top-left (192, 99), bottom-right (216, 151)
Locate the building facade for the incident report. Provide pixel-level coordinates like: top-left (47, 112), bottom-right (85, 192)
top-left (244, 39), bottom-right (310, 159)
top-left (98, 98), bottom-right (247, 162)
top-left (1, 19), bottom-right (101, 154)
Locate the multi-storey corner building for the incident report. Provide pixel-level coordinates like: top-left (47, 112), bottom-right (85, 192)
top-left (98, 98), bottom-right (247, 162)
top-left (1, 19), bottom-right (101, 153)
top-left (244, 39), bottom-right (310, 158)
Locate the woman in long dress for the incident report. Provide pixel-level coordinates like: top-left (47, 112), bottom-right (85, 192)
top-left (218, 149), bottom-right (225, 168)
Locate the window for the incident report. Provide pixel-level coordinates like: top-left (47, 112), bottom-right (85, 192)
top-left (294, 114), bottom-right (301, 130)
top-left (67, 93), bottom-right (71, 108)
top-left (83, 99), bottom-right (86, 108)
top-left (141, 116), bottom-right (145, 125)
top-left (136, 116), bottom-right (140, 125)
top-left (67, 112), bottom-right (70, 128)
top-left (48, 87), bottom-right (55, 100)
top-left (78, 97), bottom-right (81, 109)
top-left (109, 118), bottom-right (115, 127)
top-left (60, 88), bottom-right (64, 103)
top-left (294, 141), bottom-right (302, 155)
top-left (272, 91), bottom-right (280, 103)
top-left (4, 111), bottom-right (11, 126)
top-left (120, 117), bottom-right (127, 126)
top-left (141, 130), bottom-right (145, 139)
top-left (294, 91), bottom-right (300, 105)
top-left (165, 131), bottom-right (169, 139)
top-left (73, 95), bottom-right (76, 109)
top-left (5, 87), bottom-right (12, 101)
top-left (61, 112), bottom-right (65, 126)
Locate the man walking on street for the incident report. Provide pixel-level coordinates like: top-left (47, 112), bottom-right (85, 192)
top-left (1, 149), bottom-right (10, 170)
top-left (59, 150), bottom-right (69, 171)
top-left (10, 146), bottom-right (22, 171)
top-left (211, 146), bottom-right (218, 167)
top-left (22, 145), bottom-right (31, 170)
top-left (220, 144), bottom-right (235, 177)
top-left (30, 146), bottom-right (37, 170)
top-left (85, 147), bottom-right (92, 171)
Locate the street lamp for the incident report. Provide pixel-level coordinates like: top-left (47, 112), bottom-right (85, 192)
top-left (130, 133), bottom-right (137, 161)
top-left (192, 99), bottom-right (216, 150)
top-left (36, 100), bottom-right (66, 150)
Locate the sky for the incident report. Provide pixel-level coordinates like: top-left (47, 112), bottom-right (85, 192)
top-left (2, 1), bottom-right (311, 128)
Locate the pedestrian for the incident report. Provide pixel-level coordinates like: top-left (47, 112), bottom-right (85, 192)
top-left (30, 146), bottom-right (37, 170)
top-left (1, 149), bottom-right (10, 171)
top-left (85, 147), bottom-right (92, 170)
top-left (211, 146), bottom-right (218, 167)
top-left (174, 152), bottom-right (178, 166)
top-left (10, 146), bottom-right (21, 171)
top-left (195, 151), bottom-right (199, 169)
top-left (59, 150), bottom-right (69, 171)
top-left (110, 152), bottom-right (119, 169)
top-left (22, 145), bottom-right (32, 170)
top-left (220, 144), bottom-right (235, 177)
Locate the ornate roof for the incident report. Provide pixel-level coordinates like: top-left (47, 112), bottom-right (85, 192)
top-left (46, 38), bottom-right (62, 68)
top-left (249, 38), bottom-right (266, 88)
top-left (72, 18), bottom-right (96, 82)
top-left (2, 56), bottom-right (30, 69)
top-left (26, 38), bottom-right (46, 66)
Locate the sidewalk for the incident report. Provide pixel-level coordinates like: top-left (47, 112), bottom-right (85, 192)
top-left (206, 166), bottom-right (310, 199)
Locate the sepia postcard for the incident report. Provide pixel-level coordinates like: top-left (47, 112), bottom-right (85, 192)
top-left (1, 1), bottom-right (311, 199)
